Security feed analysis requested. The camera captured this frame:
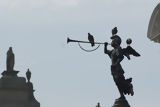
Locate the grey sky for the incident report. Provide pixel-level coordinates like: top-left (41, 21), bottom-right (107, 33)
top-left (0, 0), bottom-right (159, 107)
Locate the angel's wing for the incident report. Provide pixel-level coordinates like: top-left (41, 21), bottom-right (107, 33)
top-left (122, 46), bottom-right (140, 60)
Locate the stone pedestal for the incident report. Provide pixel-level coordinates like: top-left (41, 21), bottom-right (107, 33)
top-left (112, 98), bottom-right (130, 107)
top-left (0, 76), bottom-right (40, 107)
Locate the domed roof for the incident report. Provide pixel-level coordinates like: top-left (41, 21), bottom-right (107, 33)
top-left (148, 3), bottom-right (160, 43)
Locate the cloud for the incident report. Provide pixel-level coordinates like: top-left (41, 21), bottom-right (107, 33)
top-left (0, 0), bottom-right (79, 9)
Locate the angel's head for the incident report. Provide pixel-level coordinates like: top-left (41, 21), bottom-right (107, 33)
top-left (110, 35), bottom-right (121, 48)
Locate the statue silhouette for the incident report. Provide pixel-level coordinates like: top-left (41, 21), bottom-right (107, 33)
top-left (26, 69), bottom-right (31, 82)
top-left (2, 47), bottom-right (19, 76)
top-left (6, 47), bottom-right (14, 72)
top-left (104, 28), bottom-right (140, 99)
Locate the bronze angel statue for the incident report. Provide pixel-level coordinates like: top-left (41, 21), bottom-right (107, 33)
top-left (104, 27), bottom-right (140, 99)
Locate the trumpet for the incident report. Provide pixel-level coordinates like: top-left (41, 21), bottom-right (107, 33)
top-left (67, 37), bottom-right (110, 45)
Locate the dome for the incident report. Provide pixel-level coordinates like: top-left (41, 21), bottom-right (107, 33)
top-left (148, 3), bottom-right (160, 43)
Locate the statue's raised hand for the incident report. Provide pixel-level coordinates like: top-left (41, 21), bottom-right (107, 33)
top-left (104, 42), bottom-right (108, 47)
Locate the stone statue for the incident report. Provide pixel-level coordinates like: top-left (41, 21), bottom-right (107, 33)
top-left (104, 27), bottom-right (140, 106)
top-left (26, 69), bottom-right (31, 82)
top-left (6, 47), bottom-right (14, 72)
top-left (2, 47), bottom-right (19, 76)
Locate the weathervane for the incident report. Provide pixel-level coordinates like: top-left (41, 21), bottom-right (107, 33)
top-left (67, 27), bottom-right (140, 107)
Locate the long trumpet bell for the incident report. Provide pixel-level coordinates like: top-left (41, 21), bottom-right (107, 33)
top-left (67, 37), bottom-right (71, 44)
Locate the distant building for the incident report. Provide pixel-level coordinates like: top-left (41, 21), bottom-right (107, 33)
top-left (0, 47), bottom-right (40, 107)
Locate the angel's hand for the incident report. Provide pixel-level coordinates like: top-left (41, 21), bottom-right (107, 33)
top-left (104, 42), bottom-right (108, 47)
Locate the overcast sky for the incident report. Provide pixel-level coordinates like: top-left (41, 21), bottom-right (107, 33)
top-left (0, 0), bottom-right (159, 107)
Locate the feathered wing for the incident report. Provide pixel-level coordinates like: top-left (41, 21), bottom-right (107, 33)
top-left (122, 46), bottom-right (140, 60)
